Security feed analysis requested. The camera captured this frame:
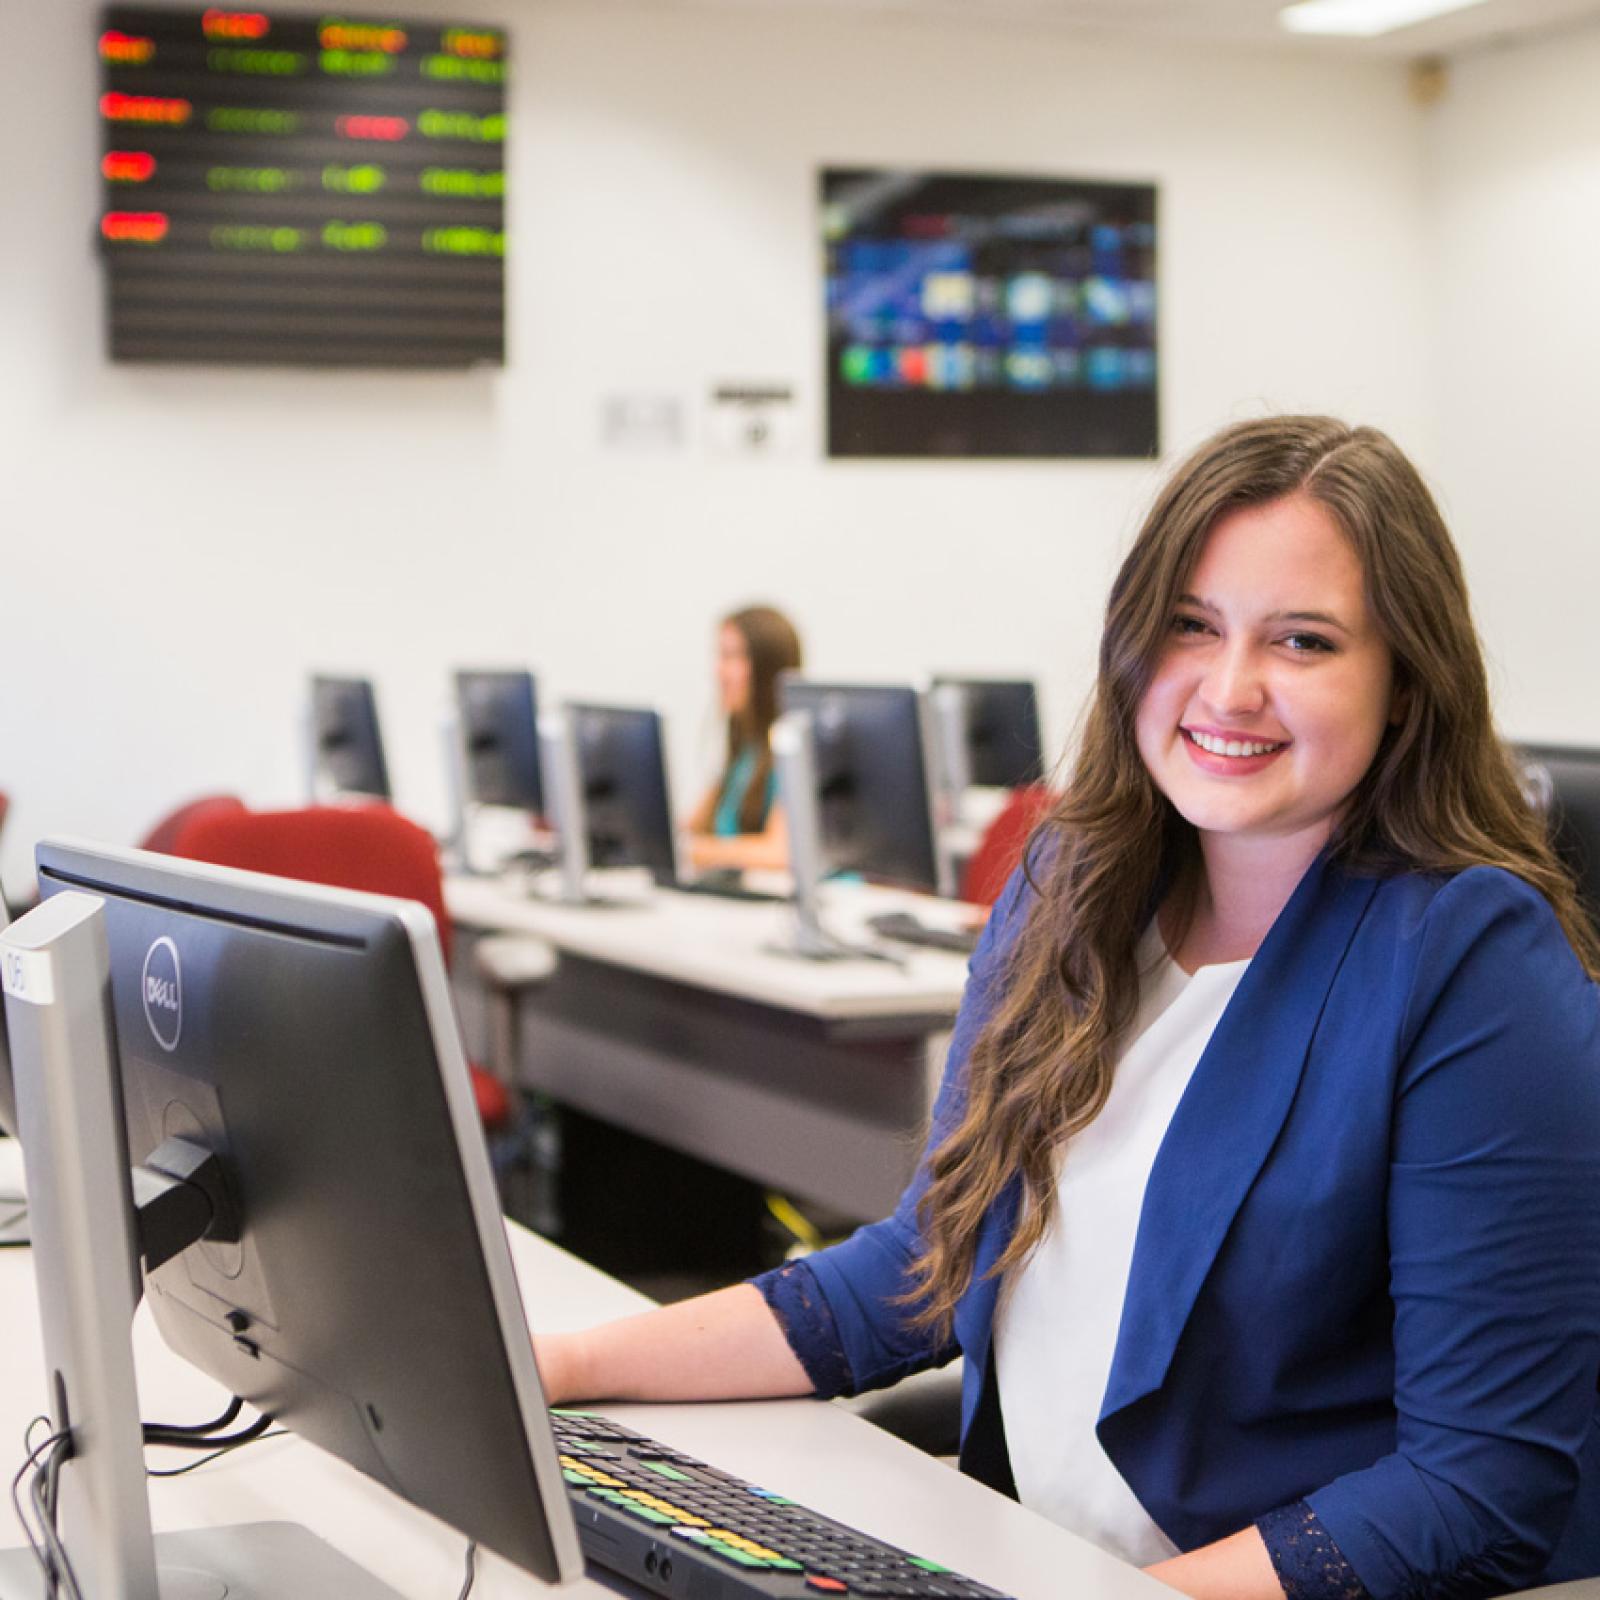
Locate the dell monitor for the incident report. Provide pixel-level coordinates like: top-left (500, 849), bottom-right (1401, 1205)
top-left (1518, 743), bottom-right (1600, 933)
top-left (778, 680), bottom-right (943, 895)
top-left (568, 704), bottom-right (678, 886)
top-left (932, 677), bottom-right (1045, 792)
top-left (456, 669), bottom-right (544, 815)
top-left (309, 674), bottom-right (391, 802)
top-left (0, 839), bottom-right (581, 1595)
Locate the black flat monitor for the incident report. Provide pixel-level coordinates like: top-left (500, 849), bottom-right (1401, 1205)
top-left (456, 669), bottom-right (543, 814)
top-left (29, 839), bottom-right (582, 1583)
top-left (1517, 743), bottom-right (1600, 932)
top-left (779, 680), bottom-right (941, 894)
top-left (933, 677), bottom-right (1044, 790)
top-left (569, 704), bottom-right (677, 885)
top-left (310, 675), bottom-right (391, 801)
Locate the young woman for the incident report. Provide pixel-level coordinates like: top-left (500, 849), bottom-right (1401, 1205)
top-left (536, 418), bottom-right (1600, 1600)
top-left (683, 604), bottom-right (803, 874)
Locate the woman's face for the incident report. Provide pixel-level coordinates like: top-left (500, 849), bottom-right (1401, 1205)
top-left (717, 623), bottom-right (753, 718)
top-left (1134, 491), bottom-right (1396, 864)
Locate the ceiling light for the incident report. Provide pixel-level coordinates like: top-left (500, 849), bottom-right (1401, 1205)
top-left (1279, 0), bottom-right (1493, 35)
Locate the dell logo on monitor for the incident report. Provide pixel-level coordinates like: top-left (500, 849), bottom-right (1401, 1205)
top-left (141, 936), bottom-right (182, 1052)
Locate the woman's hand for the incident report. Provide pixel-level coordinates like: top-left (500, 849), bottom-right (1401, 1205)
top-left (1143, 1527), bottom-right (1281, 1600)
top-left (533, 1331), bottom-right (589, 1406)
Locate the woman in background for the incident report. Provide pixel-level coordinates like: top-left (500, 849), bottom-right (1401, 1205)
top-left (684, 604), bottom-right (802, 874)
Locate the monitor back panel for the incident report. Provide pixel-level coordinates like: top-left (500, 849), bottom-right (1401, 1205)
top-left (457, 670), bottom-right (543, 813)
top-left (782, 683), bottom-right (940, 893)
top-left (312, 676), bottom-right (391, 800)
top-left (571, 705), bottom-right (676, 884)
top-left (35, 843), bottom-right (571, 1581)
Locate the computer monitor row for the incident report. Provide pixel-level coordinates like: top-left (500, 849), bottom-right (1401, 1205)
top-left (310, 672), bottom-right (1048, 901)
top-left (311, 672), bottom-right (1046, 814)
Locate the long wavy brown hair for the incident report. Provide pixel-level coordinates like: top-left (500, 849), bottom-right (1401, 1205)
top-left (720, 606), bottom-right (803, 833)
top-left (907, 414), bottom-right (1600, 1337)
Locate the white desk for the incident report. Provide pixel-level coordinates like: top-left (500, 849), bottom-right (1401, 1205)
top-left (0, 1228), bottom-right (1167, 1600)
top-left (446, 879), bottom-right (977, 1220)
top-left (446, 878), bottom-right (975, 1024)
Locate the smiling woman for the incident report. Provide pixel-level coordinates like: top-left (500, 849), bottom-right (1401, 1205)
top-left (535, 417), bottom-right (1600, 1600)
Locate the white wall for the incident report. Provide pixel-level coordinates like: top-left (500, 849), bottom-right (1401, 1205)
top-left (0, 0), bottom-right (1434, 892)
top-left (1424, 18), bottom-right (1600, 745)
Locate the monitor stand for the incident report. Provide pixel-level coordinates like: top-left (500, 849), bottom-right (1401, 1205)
top-left (0, 1523), bottom-right (406, 1600)
top-left (767, 711), bottom-right (897, 964)
top-left (0, 893), bottom-right (408, 1600)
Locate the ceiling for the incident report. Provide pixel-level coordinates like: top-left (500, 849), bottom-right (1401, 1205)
top-left (635, 0), bottom-right (1600, 57)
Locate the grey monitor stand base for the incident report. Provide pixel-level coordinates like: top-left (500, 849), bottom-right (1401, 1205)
top-left (0, 893), bottom-right (408, 1600)
top-left (0, 1523), bottom-right (407, 1600)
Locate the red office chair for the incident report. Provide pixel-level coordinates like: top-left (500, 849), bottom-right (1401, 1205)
top-left (171, 804), bottom-right (515, 1133)
top-left (958, 783), bottom-right (1059, 908)
top-left (139, 793), bottom-right (249, 856)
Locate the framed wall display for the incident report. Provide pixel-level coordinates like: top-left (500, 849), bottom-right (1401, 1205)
top-left (98, 6), bottom-right (507, 367)
top-left (822, 169), bottom-right (1158, 459)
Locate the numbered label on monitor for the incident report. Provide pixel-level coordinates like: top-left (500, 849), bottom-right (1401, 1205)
top-left (1, 945), bottom-right (54, 1006)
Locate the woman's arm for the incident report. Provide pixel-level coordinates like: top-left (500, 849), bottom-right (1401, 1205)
top-left (1274, 870), bottom-right (1600, 1598)
top-left (685, 805), bottom-right (789, 872)
top-left (683, 783), bottom-right (719, 839)
top-left (538, 862), bottom-right (1038, 1412)
top-left (535, 1284), bottom-right (813, 1405)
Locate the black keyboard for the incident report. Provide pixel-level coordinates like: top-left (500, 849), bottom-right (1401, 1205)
top-left (552, 1411), bottom-right (1011, 1600)
top-left (675, 873), bottom-right (790, 904)
top-left (866, 913), bottom-right (981, 957)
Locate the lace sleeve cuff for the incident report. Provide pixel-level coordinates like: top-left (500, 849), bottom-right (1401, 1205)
top-left (749, 1258), bottom-right (856, 1398)
top-left (1255, 1500), bottom-right (1370, 1600)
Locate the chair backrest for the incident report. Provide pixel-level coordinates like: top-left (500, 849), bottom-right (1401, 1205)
top-left (175, 805), bottom-right (453, 968)
top-left (139, 794), bottom-right (249, 857)
top-left (958, 783), bottom-right (1059, 908)
top-left (1519, 745), bottom-right (1600, 938)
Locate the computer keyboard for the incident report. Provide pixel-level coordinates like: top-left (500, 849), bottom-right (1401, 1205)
top-left (866, 913), bottom-right (981, 957)
top-left (675, 872), bottom-right (791, 904)
top-left (552, 1411), bottom-right (1011, 1600)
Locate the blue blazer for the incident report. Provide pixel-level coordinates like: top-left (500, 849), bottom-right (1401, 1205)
top-left (801, 854), bottom-right (1600, 1596)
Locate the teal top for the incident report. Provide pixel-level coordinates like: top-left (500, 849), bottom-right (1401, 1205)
top-left (713, 748), bottom-right (776, 836)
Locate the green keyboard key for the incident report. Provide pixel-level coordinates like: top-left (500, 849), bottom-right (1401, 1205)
top-left (909, 1558), bottom-right (951, 1574)
top-left (643, 1460), bottom-right (694, 1484)
top-left (619, 1502), bottom-right (677, 1526)
top-left (707, 1544), bottom-right (772, 1569)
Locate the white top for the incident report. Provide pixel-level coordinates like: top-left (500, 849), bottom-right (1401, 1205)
top-left (992, 926), bottom-right (1250, 1566)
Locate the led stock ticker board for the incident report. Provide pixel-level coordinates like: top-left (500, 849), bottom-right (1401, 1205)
top-left (98, 8), bottom-right (507, 367)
